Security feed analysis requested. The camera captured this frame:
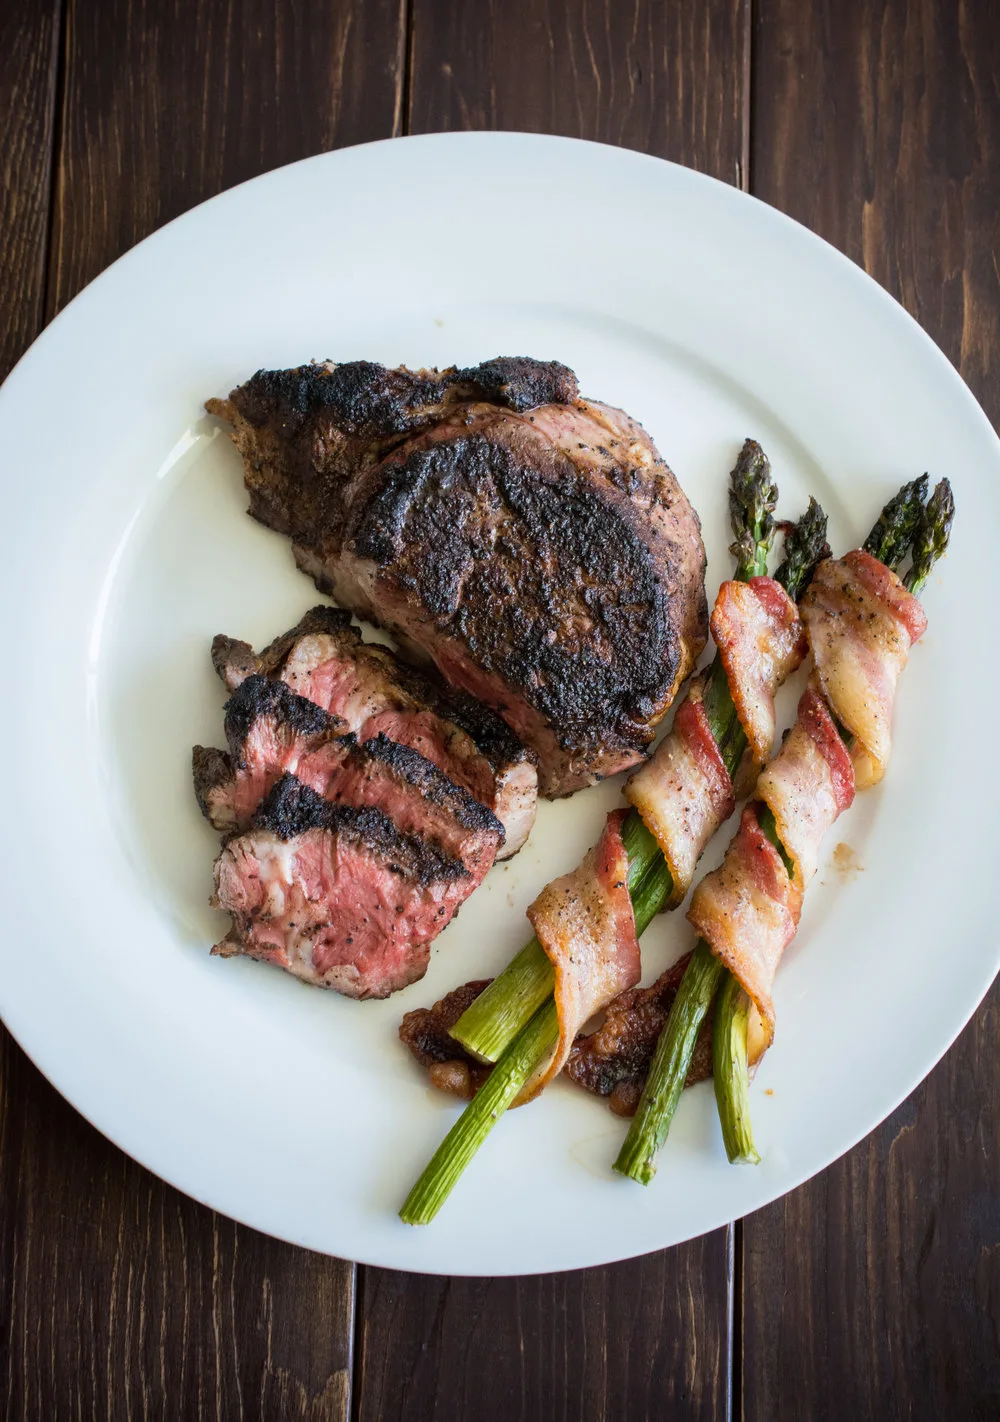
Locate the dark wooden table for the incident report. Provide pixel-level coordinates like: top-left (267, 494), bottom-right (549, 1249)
top-left (3, 2), bottom-right (998, 1417)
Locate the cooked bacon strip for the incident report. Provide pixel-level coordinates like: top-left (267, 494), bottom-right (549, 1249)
top-left (687, 686), bottom-right (855, 1047)
top-left (801, 550), bottom-right (927, 789)
top-left (756, 683), bottom-right (856, 886)
top-left (518, 809), bottom-right (640, 1103)
top-left (711, 576), bottom-right (808, 773)
top-left (623, 677), bottom-right (735, 907)
top-left (623, 576), bottom-right (805, 903)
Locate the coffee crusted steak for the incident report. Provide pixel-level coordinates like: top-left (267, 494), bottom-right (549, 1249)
top-left (207, 357), bottom-right (707, 796)
top-left (214, 776), bottom-right (479, 999)
top-left (194, 673), bottom-right (504, 876)
top-left (209, 605), bottom-right (536, 858)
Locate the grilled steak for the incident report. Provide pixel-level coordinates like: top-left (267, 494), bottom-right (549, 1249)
top-left (207, 357), bottom-right (707, 796)
top-left (197, 661), bottom-right (505, 998)
top-left (208, 606), bottom-right (536, 858)
top-left (214, 776), bottom-right (482, 999)
top-left (194, 674), bottom-right (503, 877)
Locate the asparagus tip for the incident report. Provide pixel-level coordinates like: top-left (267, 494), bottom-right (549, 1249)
top-left (774, 496), bottom-right (831, 600)
top-left (906, 477), bottom-right (955, 592)
top-left (728, 438), bottom-right (779, 580)
top-left (862, 474), bottom-right (929, 571)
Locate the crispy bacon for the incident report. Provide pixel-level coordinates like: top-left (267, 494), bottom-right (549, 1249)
top-left (687, 684), bottom-right (856, 1047)
top-left (801, 550), bottom-right (927, 789)
top-left (623, 676), bottom-right (734, 906)
top-left (519, 809), bottom-right (640, 1102)
top-left (756, 683), bottom-right (855, 886)
top-left (711, 576), bottom-right (808, 773)
top-left (623, 576), bottom-right (805, 904)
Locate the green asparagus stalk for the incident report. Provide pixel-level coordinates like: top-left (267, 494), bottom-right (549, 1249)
top-left (401, 449), bottom-right (825, 1225)
top-left (620, 478), bottom-right (947, 1183)
top-left (712, 975), bottom-right (760, 1165)
top-left (400, 999), bottom-right (560, 1226)
top-left (451, 440), bottom-right (783, 1064)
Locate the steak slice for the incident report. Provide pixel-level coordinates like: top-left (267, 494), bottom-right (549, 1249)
top-left (213, 775), bottom-right (477, 999)
top-left (208, 357), bottom-right (707, 796)
top-left (194, 674), bottom-right (504, 878)
top-left (210, 605), bottom-right (536, 857)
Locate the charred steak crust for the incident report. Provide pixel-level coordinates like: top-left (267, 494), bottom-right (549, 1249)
top-left (192, 745), bottom-right (234, 816)
top-left (348, 433), bottom-right (676, 752)
top-left (253, 773), bottom-right (468, 886)
top-left (222, 674), bottom-right (335, 762)
top-left (212, 604), bottom-right (533, 785)
top-left (208, 356), bottom-right (706, 795)
top-left (356, 733), bottom-right (504, 839)
top-left (226, 358), bottom-right (578, 439)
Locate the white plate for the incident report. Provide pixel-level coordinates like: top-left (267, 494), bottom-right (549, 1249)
top-left (0, 132), bottom-right (995, 1277)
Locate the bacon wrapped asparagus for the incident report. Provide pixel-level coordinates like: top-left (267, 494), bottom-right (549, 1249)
top-left (399, 445), bottom-right (830, 1224)
top-left (614, 478), bottom-right (953, 1183)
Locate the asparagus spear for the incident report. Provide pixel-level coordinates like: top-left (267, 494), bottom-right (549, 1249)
top-left (712, 490), bottom-right (953, 1163)
top-left (451, 440), bottom-right (783, 1064)
top-left (620, 478), bottom-right (945, 1183)
top-left (401, 453), bottom-right (827, 1225)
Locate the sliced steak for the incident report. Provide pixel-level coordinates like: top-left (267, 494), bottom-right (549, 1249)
top-left (213, 775), bottom-right (478, 999)
top-left (193, 675), bottom-right (343, 833)
top-left (210, 606), bottom-right (536, 857)
top-left (194, 674), bottom-right (503, 880)
top-left (208, 358), bottom-right (707, 796)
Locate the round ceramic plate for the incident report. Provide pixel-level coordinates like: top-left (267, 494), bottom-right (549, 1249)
top-left (0, 133), bottom-right (995, 1276)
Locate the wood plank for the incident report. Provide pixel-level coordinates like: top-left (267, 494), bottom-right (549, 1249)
top-left (356, 4), bottom-right (748, 1417)
top-left (356, 1237), bottom-right (732, 1421)
top-left (0, 2), bottom-right (403, 1416)
top-left (49, 0), bottom-right (407, 313)
top-left (744, 1), bottom-right (1000, 1416)
top-left (0, 0), bottom-right (61, 380)
top-left (408, 0), bottom-right (749, 185)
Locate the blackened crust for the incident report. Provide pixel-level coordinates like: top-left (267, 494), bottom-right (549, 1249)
top-left (358, 733), bottom-right (504, 840)
top-left (223, 675), bottom-right (334, 762)
top-left (255, 604), bottom-right (355, 672)
top-left (349, 433), bottom-right (674, 748)
top-left (453, 358), bottom-right (578, 412)
top-left (397, 670), bottom-right (530, 772)
top-left (253, 774), bottom-right (469, 886)
top-left (211, 634), bottom-right (259, 686)
top-left (192, 745), bottom-right (234, 817)
top-left (229, 357), bottom-right (578, 440)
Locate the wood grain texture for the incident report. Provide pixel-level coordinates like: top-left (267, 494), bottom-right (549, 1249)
top-left (355, 5), bottom-right (750, 1418)
top-left (355, 1238), bottom-right (732, 1421)
top-left (744, 2), bottom-right (1000, 1417)
top-left (48, 0), bottom-right (407, 313)
top-left (0, 1045), bottom-right (354, 1420)
top-left (0, 0), bottom-right (61, 380)
top-left (408, 0), bottom-right (750, 187)
top-left (0, 1), bottom-right (405, 1417)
